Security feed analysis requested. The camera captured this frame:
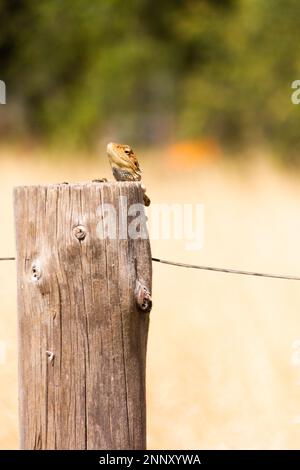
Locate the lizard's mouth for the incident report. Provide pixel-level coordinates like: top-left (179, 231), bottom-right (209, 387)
top-left (106, 142), bottom-right (115, 155)
top-left (107, 142), bottom-right (121, 162)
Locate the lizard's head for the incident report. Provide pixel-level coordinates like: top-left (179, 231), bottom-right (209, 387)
top-left (107, 142), bottom-right (134, 160)
top-left (106, 141), bottom-right (142, 182)
top-left (106, 142), bottom-right (149, 204)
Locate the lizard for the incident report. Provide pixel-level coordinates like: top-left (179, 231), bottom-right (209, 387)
top-left (106, 142), bottom-right (151, 206)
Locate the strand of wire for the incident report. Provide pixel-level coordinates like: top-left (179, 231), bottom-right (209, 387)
top-left (151, 257), bottom-right (300, 281)
top-left (1, 256), bottom-right (300, 281)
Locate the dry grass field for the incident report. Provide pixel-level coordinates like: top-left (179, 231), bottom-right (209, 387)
top-left (1, 146), bottom-right (300, 449)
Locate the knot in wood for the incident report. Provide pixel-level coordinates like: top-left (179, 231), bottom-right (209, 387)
top-left (31, 262), bottom-right (41, 282)
top-left (135, 280), bottom-right (152, 313)
top-left (73, 225), bottom-right (86, 241)
top-left (46, 350), bottom-right (55, 366)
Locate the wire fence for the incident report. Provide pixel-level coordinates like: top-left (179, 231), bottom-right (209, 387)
top-left (1, 256), bottom-right (300, 281)
top-left (152, 258), bottom-right (300, 281)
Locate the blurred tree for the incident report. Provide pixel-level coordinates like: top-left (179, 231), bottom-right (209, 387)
top-left (0, 0), bottom-right (300, 161)
top-left (175, 0), bottom-right (300, 161)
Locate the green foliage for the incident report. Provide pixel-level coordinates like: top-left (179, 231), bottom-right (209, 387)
top-left (1, 0), bottom-right (300, 161)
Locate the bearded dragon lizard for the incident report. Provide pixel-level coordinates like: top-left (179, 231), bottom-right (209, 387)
top-left (106, 142), bottom-right (151, 206)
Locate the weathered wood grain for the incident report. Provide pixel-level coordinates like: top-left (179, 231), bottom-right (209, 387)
top-left (14, 182), bottom-right (152, 450)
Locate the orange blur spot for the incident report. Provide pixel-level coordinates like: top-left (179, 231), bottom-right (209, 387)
top-left (166, 139), bottom-right (222, 169)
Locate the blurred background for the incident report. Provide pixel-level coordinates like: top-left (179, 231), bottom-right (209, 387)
top-left (1, 0), bottom-right (300, 449)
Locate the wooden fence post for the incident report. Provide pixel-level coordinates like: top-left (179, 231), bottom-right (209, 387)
top-left (13, 182), bottom-right (152, 450)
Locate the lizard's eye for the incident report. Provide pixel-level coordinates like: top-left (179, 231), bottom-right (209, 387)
top-left (124, 149), bottom-right (131, 155)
